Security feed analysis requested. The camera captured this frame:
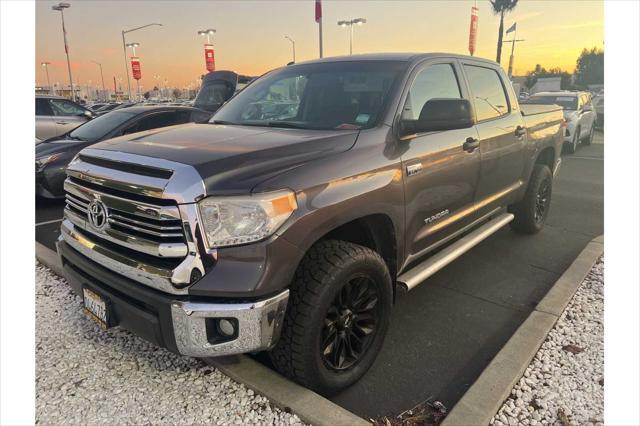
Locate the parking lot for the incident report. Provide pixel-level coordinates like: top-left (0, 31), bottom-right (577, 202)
top-left (35, 131), bottom-right (604, 419)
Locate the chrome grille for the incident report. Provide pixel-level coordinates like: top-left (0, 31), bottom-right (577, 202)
top-left (63, 178), bottom-right (188, 258)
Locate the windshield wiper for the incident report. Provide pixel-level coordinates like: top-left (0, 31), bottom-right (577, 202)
top-left (266, 121), bottom-right (310, 129)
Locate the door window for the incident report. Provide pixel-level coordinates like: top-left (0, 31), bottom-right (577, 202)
top-left (36, 99), bottom-right (53, 116)
top-left (402, 63), bottom-right (461, 120)
top-left (463, 65), bottom-right (510, 121)
top-left (49, 99), bottom-right (86, 116)
top-left (124, 112), bottom-right (180, 134)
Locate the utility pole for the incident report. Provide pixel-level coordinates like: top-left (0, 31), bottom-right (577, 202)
top-left (92, 61), bottom-right (106, 101)
top-left (284, 36), bottom-right (296, 63)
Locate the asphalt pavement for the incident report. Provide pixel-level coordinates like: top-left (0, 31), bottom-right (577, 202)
top-left (35, 132), bottom-right (604, 420)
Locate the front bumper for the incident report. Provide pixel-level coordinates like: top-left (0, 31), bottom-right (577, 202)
top-left (57, 239), bottom-right (289, 357)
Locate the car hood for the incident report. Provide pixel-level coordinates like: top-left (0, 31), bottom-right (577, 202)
top-left (36, 138), bottom-right (92, 158)
top-left (89, 123), bottom-right (360, 194)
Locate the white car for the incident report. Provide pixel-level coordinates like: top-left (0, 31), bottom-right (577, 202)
top-left (524, 91), bottom-right (596, 153)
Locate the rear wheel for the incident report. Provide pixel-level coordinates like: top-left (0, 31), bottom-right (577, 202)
top-left (509, 164), bottom-right (553, 234)
top-left (269, 240), bottom-right (392, 394)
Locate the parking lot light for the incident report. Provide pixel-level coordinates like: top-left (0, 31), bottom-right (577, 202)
top-left (121, 23), bottom-right (162, 101)
top-left (337, 18), bottom-right (367, 55)
top-left (52, 2), bottom-right (75, 101)
top-left (284, 35), bottom-right (296, 63)
top-left (41, 62), bottom-right (52, 95)
top-left (197, 28), bottom-right (216, 44)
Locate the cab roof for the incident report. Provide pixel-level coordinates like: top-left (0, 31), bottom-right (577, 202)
top-left (293, 52), bottom-right (499, 67)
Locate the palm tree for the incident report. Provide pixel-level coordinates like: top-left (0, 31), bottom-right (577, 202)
top-left (490, 0), bottom-right (519, 64)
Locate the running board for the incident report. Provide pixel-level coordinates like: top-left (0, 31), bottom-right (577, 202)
top-left (397, 213), bottom-right (514, 291)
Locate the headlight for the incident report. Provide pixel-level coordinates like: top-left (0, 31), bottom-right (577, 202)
top-left (35, 154), bottom-right (59, 170)
top-left (198, 190), bottom-right (297, 248)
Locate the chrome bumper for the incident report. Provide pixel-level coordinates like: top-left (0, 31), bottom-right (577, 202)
top-left (171, 290), bottom-right (289, 357)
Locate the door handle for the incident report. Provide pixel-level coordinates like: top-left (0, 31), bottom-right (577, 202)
top-left (515, 126), bottom-right (526, 137)
top-left (462, 137), bottom-right (479, 152)
top-left (55, 121), bottom-right (69, 125)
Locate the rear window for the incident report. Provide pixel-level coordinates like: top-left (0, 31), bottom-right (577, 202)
top-left (463, 65), bottom-right (510, 121)
top-left (524, 95), bottom-right (578, 110)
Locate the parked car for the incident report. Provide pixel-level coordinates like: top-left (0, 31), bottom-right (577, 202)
top-left (36, 95), bottom-right (94, 142)
top-left (519, 91), bottom-right (530, 101)
top-left (523, 91), bottom-right (596, 153)
top-left (57, 53), bottom-right (563, 394)
top-left (193, 70), bottom-right (256, 113)
top-left (93, 103), bottom-right (122, 115)
top-left (87, 103), bottom-right (108, 112)
top-left (36, 106), bottom-right (211, 198)
top-left (593, 93), bottom-right (604, 129)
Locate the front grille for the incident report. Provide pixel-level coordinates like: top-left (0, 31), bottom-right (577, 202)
top-left (64, 178), bottom-right (188, 259)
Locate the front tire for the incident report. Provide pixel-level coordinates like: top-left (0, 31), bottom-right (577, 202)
top-left (269, 240), bottom-right (392, 395)
top-left (509, 164), bottom-right (553, 234)
top-left (566, 127), bottom-right (579, 153)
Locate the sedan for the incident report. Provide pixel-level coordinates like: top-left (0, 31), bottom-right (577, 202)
top-left (36, 106), bottom-right (212, 198)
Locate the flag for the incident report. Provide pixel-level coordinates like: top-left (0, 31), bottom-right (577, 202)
top-left (315, 0), bottom-right (322, 23)
top-left (506, 22), bottom-right (516, 34)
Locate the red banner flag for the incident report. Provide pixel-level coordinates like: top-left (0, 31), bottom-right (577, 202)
top-left (315, 0), bottom-right (322, 23)
top-left (468, 6), bottom-right (479, 56)
top-left (131, 57), bottom-right (142, 81)
top-left (204, 44), bottom-right (215, 72)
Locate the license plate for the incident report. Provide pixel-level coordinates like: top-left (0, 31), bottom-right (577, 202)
top-left (83, 287), bottom-right (109, 329)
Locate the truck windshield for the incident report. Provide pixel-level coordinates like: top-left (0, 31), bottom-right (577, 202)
top-left (524, 95), bottom-right (578, 110)
top-left (211, 61), bottom-right (405, 130)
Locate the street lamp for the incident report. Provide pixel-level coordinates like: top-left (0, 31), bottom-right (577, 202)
top-left (52, 2), bottom-right (75, 101)
top-left (121, 23), bottom-right (162, 101)
top-left (337, 18), bottom-right (367, 55)
top-left (197, 28), bottom-right (216, 44)
top-left (91, 60), bottom-right (106, 101)
top-left (41, 62), bottom-right (52, 95)
top-left (284, 36), bottom-right (296, 63)
top-left (126, 42), bottom-right (141, 101)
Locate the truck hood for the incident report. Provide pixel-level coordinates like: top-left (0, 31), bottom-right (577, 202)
top-left (89, 123), bottom-right (359, 194)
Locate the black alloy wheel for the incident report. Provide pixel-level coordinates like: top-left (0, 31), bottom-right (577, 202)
top-left (534, 177), bottom-right (551, 225)
top-left (321, 275), bottom-right (380, 371)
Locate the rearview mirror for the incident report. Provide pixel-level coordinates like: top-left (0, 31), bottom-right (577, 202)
top-left (399, 98), bottom-right (474, 139)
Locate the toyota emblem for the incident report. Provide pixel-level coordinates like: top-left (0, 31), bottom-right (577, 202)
top-left (87, 199), bottom-right (108, 229)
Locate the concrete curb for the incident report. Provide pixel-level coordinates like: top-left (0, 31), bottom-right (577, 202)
top-left (442, 235), bottom-right (604, 426)
top-left (35, 243), bottom-right (368, 426)
top-left (36, 242), bottom-right (63, 276)
top-left (207, 356), bottom-right (370, 426)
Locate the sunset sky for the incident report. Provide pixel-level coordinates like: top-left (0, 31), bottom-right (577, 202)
top-left (35, 0), bottom-right (603, 90)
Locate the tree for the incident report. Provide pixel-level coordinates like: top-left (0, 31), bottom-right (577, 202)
top-left (524, 65), bottom-right (572, 90)
top-left (143, 91), bottom-right (150, 100)
top-left (574, 47), bottom-right (604, 88)
top-left (172, 88), bottom-right (182, 99)
top-left (490, 0), bottom-right (519, 64)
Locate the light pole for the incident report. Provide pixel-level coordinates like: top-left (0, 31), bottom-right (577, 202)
top-left (197, 28), bottom-right (216, 44)
top-left (121, 23), bottom-right (162, 101)
top-left (284, 36), bottom-right (296, 63)
top-left (126, 42), bottom-right (140, 101)
top-left (52, 2), bottom-right (75, 101)
top-left (503, 38), bottom-right (525, 78)
top-left (337, 18), bottom-right (367, 55)
top-left (41, 62), bottom-right (52, 95)
top-left (91, 60), bottom-right (106, 101)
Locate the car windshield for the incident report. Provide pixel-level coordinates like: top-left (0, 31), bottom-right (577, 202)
top-left (524, 95), bottom-right (578, 110)
top-left (211, 61), bottom-right (406, 130)
top-left (69, 111), bottom-right (135, 142)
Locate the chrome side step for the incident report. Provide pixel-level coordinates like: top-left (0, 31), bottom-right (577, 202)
top-left (397, 213), bottom-right (514, 291)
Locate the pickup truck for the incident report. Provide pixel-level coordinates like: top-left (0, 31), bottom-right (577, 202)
top-left (57, 53), bottom-right (563, 394)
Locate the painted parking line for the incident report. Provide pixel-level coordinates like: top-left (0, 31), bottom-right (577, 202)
top-left (564, 156), bottom-right (603, 161)
top-left (35, 218), bottom-right (64, 227)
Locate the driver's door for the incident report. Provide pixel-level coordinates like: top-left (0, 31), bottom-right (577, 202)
top-left (400, 60), bottom-right (481, 268)
top-left (49, 98), bottom-right (90, 134)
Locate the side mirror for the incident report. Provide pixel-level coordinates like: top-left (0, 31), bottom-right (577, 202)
top-left (399, 98), bottom-right (474, 139)
top-left (83, 110), bottom-right (94, 119)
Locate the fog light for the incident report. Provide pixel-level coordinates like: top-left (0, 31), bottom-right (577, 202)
top-left (217, 319), bottom-right (235, 337)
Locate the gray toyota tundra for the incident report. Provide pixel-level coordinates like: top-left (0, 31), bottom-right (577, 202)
top-left (57, 53), bottom-right (563, 394)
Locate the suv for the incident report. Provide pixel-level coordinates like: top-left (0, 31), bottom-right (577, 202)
top-left (57, 53), bottom-right (563, 394)
top-left (524, 91), bottom-right (596, 153)
top-left (36, 95), bottom-right (93, 143)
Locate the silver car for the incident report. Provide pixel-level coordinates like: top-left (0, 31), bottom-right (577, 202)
top-left (35, 95), bottom-right (93, 143)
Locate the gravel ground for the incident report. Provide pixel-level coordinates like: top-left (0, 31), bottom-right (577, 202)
top-left (491, 256), bottom-right (604, 426)
top-left (35, 263), bottom-right (305, 425)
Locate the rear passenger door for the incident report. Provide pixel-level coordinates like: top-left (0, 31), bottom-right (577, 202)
top-left (35, 98), bottom-right (58, 140)
top-left (462, 62), bottom-right (526, 218)
top-left (399, 60), bottom-right (481, 266)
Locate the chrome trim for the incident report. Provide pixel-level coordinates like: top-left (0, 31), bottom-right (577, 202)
top-left (553, 158), bottom-right (562, 177)
top-left (107, 218), bottom-right (184, 238)
top-left (108, 213), bottom-right (183, 231)
top-left (398, 213), bottom-right (514, 291)
top-left (171, 290), bottom-right (289, 357)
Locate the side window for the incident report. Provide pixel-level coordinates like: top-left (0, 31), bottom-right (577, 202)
top-left (49, 99), bottom-right (86, 116)
top-left (135, 112), bottom-right (179, 132)
top-left (463, 65), bottom-right (510, 121)
top-left (36, 99), bottom-right (53, 116)
top-left (403, 63), bottom-right (461, 120)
